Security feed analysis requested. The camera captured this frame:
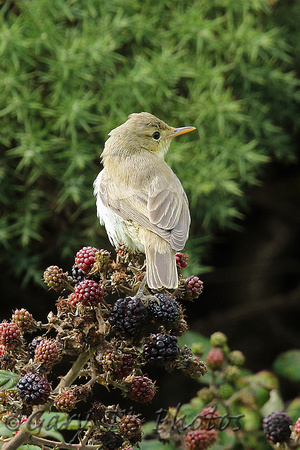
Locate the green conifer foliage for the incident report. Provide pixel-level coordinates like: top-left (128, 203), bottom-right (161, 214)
top-left (0, 0), bottom-right (298, 283)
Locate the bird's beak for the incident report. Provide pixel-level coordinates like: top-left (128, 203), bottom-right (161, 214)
top-left (162, 126), bottom-right (196, 140)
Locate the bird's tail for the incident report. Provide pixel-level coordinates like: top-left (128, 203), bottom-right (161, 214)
top-left (145, 245), bottom-right (178, 290)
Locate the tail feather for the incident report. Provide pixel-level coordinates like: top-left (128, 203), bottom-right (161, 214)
top-left (145, 246), bottom-right (178, 289)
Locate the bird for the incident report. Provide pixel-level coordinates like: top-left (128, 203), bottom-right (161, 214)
top-left (93, 112), bottom-right (195, 290)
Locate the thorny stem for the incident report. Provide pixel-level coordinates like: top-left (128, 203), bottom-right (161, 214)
top-left (24, 434), bottom-right (100, 450)
top-left (1, 350), bottom-right (91, 450)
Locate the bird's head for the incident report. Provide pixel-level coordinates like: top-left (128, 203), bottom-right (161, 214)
top-left (106, 112), bottom-right (195, 159)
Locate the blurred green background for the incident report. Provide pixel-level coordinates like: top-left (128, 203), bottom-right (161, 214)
top-left (0, 0), bottom-right (299, 414)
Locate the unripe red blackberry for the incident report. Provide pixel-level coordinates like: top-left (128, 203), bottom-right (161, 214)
top-left (228, 350), bottom-right (245, 367)
top-left (185, 276), bottom-right (203, 300)
top-left (218, 383), bottom-right (234, 400)
top-left (263, 411), bottom-right (293, 444)
top-left (109, 297), bottom-right (148, 337)
top-left (206, 348), bottom-right (224, 370)
top-left (67, 292), bottom-right (79, 307)
top-left (0, 344), bottom-right (5, 356)
top-left (184, 357), bottom-right (207, 377)
top-left (95, 249), bottom-right (111, 272)
top-left (54, 390), bottom-right (77, 412)
top-left (210, 331), bottom-right (227, 347)
top-left (17, 372), bottom-right (51, 404)
top-left (114, 354), bottom-right (134, 380)
top-left (143, 333), bottom-right (179, 365)
top-left (0, 322), bottom-right (21, 349)
top-left (12, 309), bottom-right (34, 332)
top-left (294, 417), bottom-right (300, 437)
top-left (185, 428), bottom-right (217, 449)
top-left (167, 317), bottom-right (189, 337)
top-left (75, 246), bottom-right (99, 273)
top-left (34, 339), bottom-right (59, 369)
top-left (147, 294), bottom-right (180, 323)
top-left (43, 265), bottom-right (66, 291)
top-left (127, 375), bottom-right (157, 403)
top-left (197, 387), bottom-right (215, 404)
top-left (224, 365), bottom-right (241, 383)
top-left (119, 414), bottom-right (143, 444)
top-left (74, 279), bottom-right (103, 306)
top-left (175, 252), bottom-right (188, 270)
top-left (96, 349), bottom-right (123, 373)
top-left (199, 407), bottom-right (220, 430)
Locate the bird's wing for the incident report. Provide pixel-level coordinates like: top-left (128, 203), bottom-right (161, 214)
top-left (98, 172), bottom-right (190, 251)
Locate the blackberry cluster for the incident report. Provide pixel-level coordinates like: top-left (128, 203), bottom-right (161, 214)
top-left (147, 294), bottom-right (180, 323)
top-left (74, 279), bottom-right (103, 306)
top-left (12, 308), bottom-right (34, 332)
top-left (17, 372), bottom-right (51, 405)
top-left (109, 297), bottom-right (147, 337)
top-left (75, 246), bottom-right (99, 273)
top-left (119, 414), bottom-right (143, 444)
top-left (127, 375), bottom-right (157, 403)
top-left (263, 411), bottom-right (293, 444)
top-left (0, 322), bottom-right (21, 349)
top-left (185, 429), bottom-right (217, 449)
top-left (34, 339), bottom-right (59, 369)
top-left (143, 333), bottom-right (179, 365)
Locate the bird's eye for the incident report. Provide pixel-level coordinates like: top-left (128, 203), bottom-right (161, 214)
top-left (152, 131), bottom-right (160, 140)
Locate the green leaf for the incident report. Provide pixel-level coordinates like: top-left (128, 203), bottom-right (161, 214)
top-left (286, 397), bottom-right (300, 422)
top-left (260, 390), bottom-right (284, 417)
top-left (0, 370), bottom-right (20, 389)
top-left (273, 350), bottom-right (300, 382)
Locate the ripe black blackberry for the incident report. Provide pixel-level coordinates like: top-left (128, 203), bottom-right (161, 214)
top-left (143, 333), bottom-right (179, 365)
top-left (29, 336), bottom-right (43, 358)
top-left (99, 431), bottom-right (123, 450)
top-left (17, 372), bottom-right (51, 405)
top-left (147, 294), bottom-right (180, 323)
top-left (72, 264), bottom-right (86, 284)
top-left (109, 297), bottom-right (147, 337)
top-left (263, 411), bottom-right (293, 444)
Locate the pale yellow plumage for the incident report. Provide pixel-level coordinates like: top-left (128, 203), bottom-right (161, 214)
top-left (93, 112), bottom-right (195, 289)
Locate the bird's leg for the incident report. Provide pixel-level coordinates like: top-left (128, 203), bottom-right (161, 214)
top-left (134, 271), bottom-right (147, 299)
